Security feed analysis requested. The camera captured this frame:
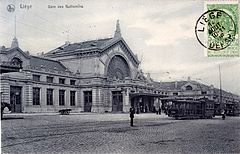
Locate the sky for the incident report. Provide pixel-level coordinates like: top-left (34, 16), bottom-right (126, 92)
top-left (0, 0), bottom-right (240, 95)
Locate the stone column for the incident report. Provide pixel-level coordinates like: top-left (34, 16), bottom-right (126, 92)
top-left (91, 87), bottom-right (104, 113)
top-left (76, 89), bottom-right (83, 112)
top-left (123, 88), bottom-right (131, 112)
top-left (24, 83), bottom-right (32, 112)
top-left (98, 87), bottom-right (104, 112)
top-left (91, 87), bottom-right (98, 112)
top-left (25, 83), bottom-right (32, 106)
top-left (54, 87), bottom-right (59, 112)
top-left (102, 88), bottom-right (111, 112)
top-left (41, 87), bottom-right (47, 112)
top-left (79, 89), bottom-right (84, 109)
top-left (109, 89), bottom-right (113, 112)
top-left (1, 82), bottom-right (10, 104)
top-left (65, 90), bottom-right (70, 108)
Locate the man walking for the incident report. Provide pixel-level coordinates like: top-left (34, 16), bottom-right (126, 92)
top-left (130, 107), bottom-right (135, 126)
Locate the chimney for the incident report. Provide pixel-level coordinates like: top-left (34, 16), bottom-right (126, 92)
top-left (174, 81), bottom-right (178, 89)
top-left (210, 84), bottom-right (214, 89)
top-left (65, 41), bottom-right (70, 45)
top-left (146, 73), bottom-right (152, 82)
top-left (0, 46), bottom-right (6, 51)
top-left (25, 51), bottom-right (30, 56)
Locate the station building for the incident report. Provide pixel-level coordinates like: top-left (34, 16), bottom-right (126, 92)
top-left (0, 21), bottom-right (167, 113)
top-left (1, 21), bottom-right (239, 114)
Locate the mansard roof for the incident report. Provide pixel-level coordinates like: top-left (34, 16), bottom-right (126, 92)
top-left (1, 46), bottom-right (66, 72)
top-left (154, 80), bottom-right (240, 98)
top-left (154, 81), bottom-right (188, 91)
top-left (154, 80), bottom-right (210, 91)
top-left (46, 38), bottom-right (112, 54)
top-left (29, 56), bottom-right (66, 71)
top-left (44, 37), bottom-right (140, 65)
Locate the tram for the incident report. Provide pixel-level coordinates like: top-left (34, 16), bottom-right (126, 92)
top-left (167, 98), bottom-right (215, 119)
top-left (226, 103), bottom-right (239, 116)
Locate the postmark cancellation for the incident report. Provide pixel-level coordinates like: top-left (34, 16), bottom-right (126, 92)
top-left (195, 0), bottom-right (239, 57)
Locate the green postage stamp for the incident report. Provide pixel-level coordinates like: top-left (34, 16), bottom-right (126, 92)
top-left (195, 0), bottom-right (239, 57)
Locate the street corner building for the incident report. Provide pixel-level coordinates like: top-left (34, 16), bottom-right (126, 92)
top-left (0, 21), bottom-right (167, 113)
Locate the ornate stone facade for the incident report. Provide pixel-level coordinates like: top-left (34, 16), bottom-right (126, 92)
top-left (0, 21), bottom-right (167, 113)
top-left (1, 21), bottom-right (239, 114)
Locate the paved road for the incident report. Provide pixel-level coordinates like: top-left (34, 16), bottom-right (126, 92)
top-left (1, 113), bottom-right (240, 154)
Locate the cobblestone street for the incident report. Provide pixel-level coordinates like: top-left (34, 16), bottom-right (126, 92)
top-left (1, 113), bottom-right (240, 154)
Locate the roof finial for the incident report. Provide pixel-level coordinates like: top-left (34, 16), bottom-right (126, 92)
top-left (11, 15), bottom-right (19, 48)
top-left (114, 19), bottom-right (121, 38)
top-left (63, 30), bottom-right (70, 45)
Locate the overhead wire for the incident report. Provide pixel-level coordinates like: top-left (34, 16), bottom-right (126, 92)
top-left (0, 15), bottom-right (66, 38)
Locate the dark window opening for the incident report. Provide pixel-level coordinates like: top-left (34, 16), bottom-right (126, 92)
top-left (47, 89), bottom-right (53, 105)
top-left (59, 90), bottom-right (65, 106)
top-left (84, 91), bottom-right (92, 103)
top-left (173, 92), bottom-right (178, 96)
top-left (59, 78), bottom-right (65, 84)
top-left (11, 57), bottom-right (22, 67)
top-left (186, 85), bottom-right (193, 91)
top-left (70, 80), bottom-right (76, 85)
top-left (33, 87), bottom-right (40, 105)
top-left (47, 76), bottom-right (54, 83)
top-left (84, 91), bottom-right (92, 112)
top-left (70, 91), bottom-right (76, 106)
top-left (33, 75), bottom-right (40, 81)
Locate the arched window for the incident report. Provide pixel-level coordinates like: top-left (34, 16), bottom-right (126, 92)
top-left (186, 85), bottom-right (193, 91)
top-left (11, 57), bottom-right (22, 67)
top-left (107, 55), bottom-right (130, 80)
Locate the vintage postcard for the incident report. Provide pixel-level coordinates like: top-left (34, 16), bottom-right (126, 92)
top-left (1, 0), bottom-right (240, 154)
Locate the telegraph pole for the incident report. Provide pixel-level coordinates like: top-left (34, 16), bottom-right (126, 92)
top-left (219, 65), bottom-right (223, 110)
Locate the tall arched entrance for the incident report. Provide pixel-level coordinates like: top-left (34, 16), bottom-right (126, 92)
top-left (107, 55), bottom-right (131, 112)
top-left (107, 55), bottom-right (130, 80)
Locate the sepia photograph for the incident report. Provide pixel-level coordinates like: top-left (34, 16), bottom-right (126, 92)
top-left (0, 0), bottom-right (240, 153)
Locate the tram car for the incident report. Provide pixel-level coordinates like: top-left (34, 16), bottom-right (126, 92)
top-left (226, 103), bottom-right (239, 116)
top-left (167, 99), bottom-right (215, 119)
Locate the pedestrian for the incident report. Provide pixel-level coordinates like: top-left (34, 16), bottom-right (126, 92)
top-left (221, 109), bottom-right (226, 120)
top-left (140, 105), bottom-right (143, 113)
top-left (158, 107), bottom-right (161, 115)
top-left (136, 107), bottom-right (140, 114)
top-left (156, 107), bottom-right (159, 115)
top-left (130, 107), bottom-right (135, 126)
